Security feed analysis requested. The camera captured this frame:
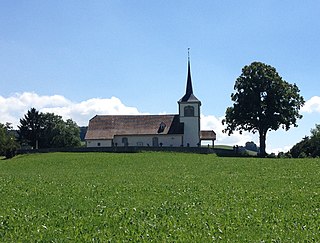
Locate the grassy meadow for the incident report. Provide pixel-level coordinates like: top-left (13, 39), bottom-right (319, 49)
top-left (0, 152), bottom-right (319, 242)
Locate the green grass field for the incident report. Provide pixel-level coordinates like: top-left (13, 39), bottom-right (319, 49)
top-left (1, 152), bottom-right (319, 242)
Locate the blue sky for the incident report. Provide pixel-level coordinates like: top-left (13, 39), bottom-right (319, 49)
top-left (1, 1), bottom-right (320, 153)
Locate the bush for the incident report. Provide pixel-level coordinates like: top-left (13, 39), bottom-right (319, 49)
top-left (0, 124), bottom-right (19, 159)
top-left (5, 148), bottom-right (16, 159)
top-left (298, 152), bottom-right (307, 158)
top-left (285, 153), bottom-right (292, 158)
top-left (267, 153), bottom-right (276, 158)
top-left (277, 152), bottom-right (284, 158)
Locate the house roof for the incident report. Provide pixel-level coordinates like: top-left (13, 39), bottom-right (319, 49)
top-left (85, 114), bottom-right (184, 140)
top-left (200, 130), bottom-right (216, 140)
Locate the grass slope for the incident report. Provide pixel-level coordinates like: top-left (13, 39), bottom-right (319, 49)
top-left (0, 152), bottom-right (319, 242)
top-left (214, 145), bottom-right (234, 150)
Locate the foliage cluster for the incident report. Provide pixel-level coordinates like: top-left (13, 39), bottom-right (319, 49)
top-left (18, 108), bottom-right (81, 149)
top-left (0, 152), bottom-right (319, 241)
top-left (0, 123), bottom-right (19, 159)
top-left (245, 141), bottom-right (259, 152)
top-left (290, 124), bottom-right (320, 158)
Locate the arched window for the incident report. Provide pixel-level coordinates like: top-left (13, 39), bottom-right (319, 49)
top-left (184, 105), bottom-right (194, 117)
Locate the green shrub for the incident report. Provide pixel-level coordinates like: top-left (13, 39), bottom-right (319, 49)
top-left (298, 152), bottom-right (307, 158)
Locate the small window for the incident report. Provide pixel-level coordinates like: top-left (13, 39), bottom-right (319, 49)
top-left (184, 106), bottom-right (194, 117)
top-left (157, 122), bottom-right (166, 133)
top-left (97, 142), bottom-right (101, 146)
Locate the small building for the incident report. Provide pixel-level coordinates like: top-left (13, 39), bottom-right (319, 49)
top-left (200, 130), bottom-right (217, 147)
top-left (85, 56), bottom-right (216, 148)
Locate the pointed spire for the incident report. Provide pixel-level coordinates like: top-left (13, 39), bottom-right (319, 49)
top-left (179, 48), bottom-right (200, 103)
top-left (185, 48), bottom-right (193, 96)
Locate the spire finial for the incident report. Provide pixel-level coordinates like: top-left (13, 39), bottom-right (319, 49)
top-left (188, 47), bottom-right (190, 62)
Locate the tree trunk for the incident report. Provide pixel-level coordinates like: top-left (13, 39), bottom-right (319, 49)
top-left (259, 130), bottom-right (267, 157)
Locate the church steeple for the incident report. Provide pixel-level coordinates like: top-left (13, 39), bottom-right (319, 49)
top-left (177, 49), bottom-right (201, 147)
top-left (179, 49), bottom-right (201, 103)
top-left (185, 53), bottom-right (193, 97)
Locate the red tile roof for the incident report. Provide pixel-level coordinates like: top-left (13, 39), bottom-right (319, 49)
top-left (85, 115), bottom-right (184, 140)
top-left (200, 130), bottom-right (216, 140)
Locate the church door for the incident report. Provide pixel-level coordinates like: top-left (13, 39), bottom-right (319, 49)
top-left (152, 137), bottom-right (159, 147)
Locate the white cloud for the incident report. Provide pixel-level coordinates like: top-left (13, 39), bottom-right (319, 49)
top-left (268, 145), bottom-right (292, 155)
top-left (41, 97), bottom-right (146, 126)
top-left (0, 92), bottom-right (145, 128)
top-left (301, 96), bottom-right (320, 113)
top-left (200, 114), bottom-right (256, 147)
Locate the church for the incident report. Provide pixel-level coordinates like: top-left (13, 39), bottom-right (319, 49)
top-left (85, 56), bottom-right (216, 148)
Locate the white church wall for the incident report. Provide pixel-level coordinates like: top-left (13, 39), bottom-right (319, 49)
top-left (85, 134), bottom-right (185, 148)
top-left (86, 139), bottom-right (112, 147)
top-left (180, 117), bottom-right (200, 147)
top-left (114, 134), bottom-right (183, 147)
top-left (179, 102), bottom-right (201, 147)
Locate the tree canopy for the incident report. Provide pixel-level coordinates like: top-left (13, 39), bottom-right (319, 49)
top-left (18, 108), bottom-right (81, 149)
top-left (18, 108), bottom-right (42, 149)
top-left (245, 141), bottom-right (259, 152)
top-left (290, 124), bottom-right (320, 158)
top-left (223, 62), bottom-right (305, 157)
top-left (0, 123), bottom-right (19, 158)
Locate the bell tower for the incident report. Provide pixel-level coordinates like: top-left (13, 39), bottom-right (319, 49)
top-left (178, 50), bottom-right (201, 147)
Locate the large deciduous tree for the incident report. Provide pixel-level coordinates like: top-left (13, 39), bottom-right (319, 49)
top-left (223, 62), bottom-right (305, 157)
top-left (51, 118), bottom-right (81, 148)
